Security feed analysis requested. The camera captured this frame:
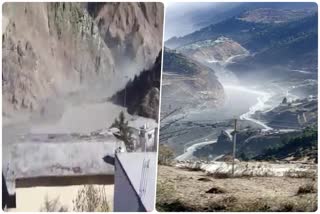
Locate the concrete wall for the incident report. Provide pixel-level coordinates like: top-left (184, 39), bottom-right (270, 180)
top-left (7, 175), bottom-right (114, 212)
top-left (113, 156), bottom-right (145, 212)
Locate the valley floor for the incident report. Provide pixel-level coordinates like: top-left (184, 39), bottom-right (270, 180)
top-left (156, 165), bottom-right (317, 212)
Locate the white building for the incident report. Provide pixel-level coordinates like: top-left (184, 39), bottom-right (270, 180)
top-left (113, 152), bottom-right (157, 212)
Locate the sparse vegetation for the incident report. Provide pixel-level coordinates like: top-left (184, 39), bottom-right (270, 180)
top-left (111, 111), bottom-right (134, 152)
top-left (40, 195), bottom-right (68, 212)
top-left (256, 126), bottom-right (317, 161)
top-left (73, 185), bottom-right (110, 212)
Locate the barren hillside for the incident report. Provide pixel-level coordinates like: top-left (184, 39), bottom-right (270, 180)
top-left (2, 2), bottom-right (163, 122)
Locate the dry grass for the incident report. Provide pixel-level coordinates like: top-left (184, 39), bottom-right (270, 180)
top-left (73, 185), bottom-right (110, 212)
top-left (40, 195), bottom-right (68, 212)
top-left (156, 165), bottom-right (318, 212)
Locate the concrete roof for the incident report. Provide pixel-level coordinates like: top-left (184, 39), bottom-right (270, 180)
top-left (4, 132), bottom-right (124, 194)
top-left (116, 152), bottom-right (157, 211)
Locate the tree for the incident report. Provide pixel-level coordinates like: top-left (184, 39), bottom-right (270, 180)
top-left (158, 144), bottom-right (175, 165)
top-left (111, 111), bottom-right (134, 151)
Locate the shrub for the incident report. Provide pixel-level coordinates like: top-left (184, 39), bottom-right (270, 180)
top-left (73, 185), bottom-right (110, 212)
top-left (205, 186), bottom-right (227, 194)
top-left (297, 183), bottom-right (317, 195)
top-left (40, 195), bottom-right (68, 212)
top-left (279, 201), bottom-right (295, 211)
top-left (111, 111), bottom-right (134, 151)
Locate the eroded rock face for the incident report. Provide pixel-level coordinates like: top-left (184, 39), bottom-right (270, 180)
top-left (2, 3), bottom-right (115, 116)
top-left (2, 2), bottom-right (164, 120)
top-left (87, 2), bottom-right (164, 76)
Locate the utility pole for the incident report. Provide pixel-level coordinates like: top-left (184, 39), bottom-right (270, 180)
top-left (124, 75), bottom-right (129, 107)
top-left (124, 88), bottom-right (126, 107)
top-left (232, 118), bottom-right (237, 176)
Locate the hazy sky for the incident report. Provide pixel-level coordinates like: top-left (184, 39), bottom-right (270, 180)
top-left (164, 2), bottom-right (233, 41)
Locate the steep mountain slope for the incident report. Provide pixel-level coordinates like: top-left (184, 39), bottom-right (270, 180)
top-left (161, 48), bottom-right (224, 114)
top-left (2, 2), bottom-right (163, 122)
top-left (2, 2), bottom-right (114, 116)
top-left (87, 2), bottom-right (163, 76)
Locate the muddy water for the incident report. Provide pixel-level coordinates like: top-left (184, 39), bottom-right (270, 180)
top-left (184, 84), bottom-right (267, 122)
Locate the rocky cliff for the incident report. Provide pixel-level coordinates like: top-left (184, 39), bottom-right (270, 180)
top-left (2, 2), bottom-right (163, 121)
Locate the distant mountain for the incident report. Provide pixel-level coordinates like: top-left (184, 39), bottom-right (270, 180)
top-left (238, 8), bottom-right (316, 24)
top-left (165, 2), bottom-right (316, 42)
top-left (228, 14), bottom-right (318, 73)
top-left (165, 6), bottom-right (317, 75)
